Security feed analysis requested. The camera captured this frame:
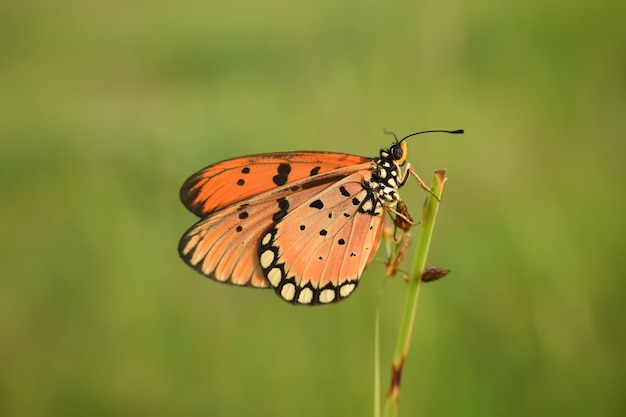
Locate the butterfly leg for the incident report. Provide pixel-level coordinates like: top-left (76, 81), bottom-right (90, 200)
top-left (382, 202), bottom-right (413, 277)
top-left (400, 163), bottom-right (440, 201)
top-left (388, 200), bottom-right (414, 233)
top-left (386, 229), bottom-right (411, 277)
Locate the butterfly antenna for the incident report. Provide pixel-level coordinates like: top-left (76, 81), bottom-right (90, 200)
top-left (383, 127), bottom-right (400, 143)
top-left (401, 129), bottom-right (464, 142)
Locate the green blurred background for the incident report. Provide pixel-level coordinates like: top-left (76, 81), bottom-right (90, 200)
top-left (1, 0), bottom-right (624, 416)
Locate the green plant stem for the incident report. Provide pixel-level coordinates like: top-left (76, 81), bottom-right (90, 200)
top-left (382, 170), bottom-right (447, 417)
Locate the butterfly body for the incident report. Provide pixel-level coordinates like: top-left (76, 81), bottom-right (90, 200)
top-left (179, 130), bottom-right (463, 305)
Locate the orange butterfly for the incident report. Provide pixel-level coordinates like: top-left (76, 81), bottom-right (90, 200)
top-left (179, 129), bottom-right (463, 305)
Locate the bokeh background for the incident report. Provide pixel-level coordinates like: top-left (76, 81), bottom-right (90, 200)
top-left (2, 0), bottom-right (624, 416)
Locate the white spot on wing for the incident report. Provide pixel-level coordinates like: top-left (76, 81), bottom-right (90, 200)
top-left (298, 287), bottom-right (313, 304)
top-left (260, 249), bottom-right (275, 268)
top-left (267, 268), bottom-right (282, 286)
top-left (339, 283), bottom-right (356, 298)
top-left (281, 283), bottom-right (296, 301)
top-left (319, 289), bottom-right (336, 304)
top-left (261, 232), bottom-right (272, 246)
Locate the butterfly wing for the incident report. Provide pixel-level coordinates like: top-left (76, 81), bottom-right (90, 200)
top-left (181, 152), bottom-right (371, 217)
top-left (179, 163), bottom-right (376, 292)
top-left (179, 196), bottom-right (279, 288)
top-left (257, 171), bottom-right (386, 305)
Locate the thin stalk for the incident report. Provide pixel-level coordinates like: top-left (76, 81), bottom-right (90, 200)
top-left (374, 307), bottom-right (381, 417)
top-left (382, 170), bottom-right (447, 417)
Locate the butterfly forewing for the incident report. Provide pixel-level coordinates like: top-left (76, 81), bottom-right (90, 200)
top-left (181, 152), bottom-right (370, 217)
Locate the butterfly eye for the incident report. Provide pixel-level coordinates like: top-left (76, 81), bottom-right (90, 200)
top-left (390, 141), bottom-right (408, 165)
top-left (390, 144), bottom-right (403, 160)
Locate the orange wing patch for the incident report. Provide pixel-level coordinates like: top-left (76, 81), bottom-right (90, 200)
top-left (180, 152), bottom-right (370, 217)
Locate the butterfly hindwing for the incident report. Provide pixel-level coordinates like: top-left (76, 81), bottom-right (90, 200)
top-left (180, 152), bottom-right (370, 217)
top-left (257, 172), bottom-right (385, 305)
top-left (179, 196), bottom-right (278, 288)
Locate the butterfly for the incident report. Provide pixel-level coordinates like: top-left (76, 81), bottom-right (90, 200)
top-left (179, 129), bottom-right (463, 305)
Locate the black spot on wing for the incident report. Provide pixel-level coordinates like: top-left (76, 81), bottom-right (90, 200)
top-left (241, 167), bottom-right (250, 174)
top-left (237, 179), bottom-right (245, 186)
top-left (272, 197), bottom-right (290, 222)
top-left (239, 211), bottom-right (248, 219)
top-left (339, 185), bottom-right (350, 197)
top-left (310, 166), bottom-right (321, 176)
top-left (273, 163), bottom-right (291, 186)
top-left (309, 199), bottom-right (324, 210)
top-left (320, 229), bottom-right (327, 236)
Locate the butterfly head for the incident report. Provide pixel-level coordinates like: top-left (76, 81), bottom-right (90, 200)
top-left (382, 128), bottom-right (410, 166)
top-left (388, 140), bottom-right (409, 166)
